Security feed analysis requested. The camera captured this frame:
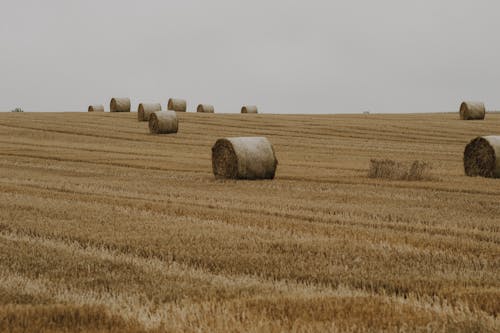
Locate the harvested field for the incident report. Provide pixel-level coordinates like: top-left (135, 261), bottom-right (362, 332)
top-left (0, 112), bottom-right (499, 332)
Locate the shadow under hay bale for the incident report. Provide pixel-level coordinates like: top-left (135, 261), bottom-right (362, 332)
top-left (168, 98), bottom-right (187, 112)
top-left (88, 105), bottom-right (104, 112)
top-left (149, 111), bottom-right (178, 134)
top-left (138, 103), bottom-right (162, 121)
top-left (197, 104), bottom-right (215, 113)
top-left (464, 136), bottom-right (500, 178)
top-left (460, 101), bottom-right (485, 120)
top-left (110, 98), bottom-right (131, 112)
top-left (212, 137), bottom-right (278, 180)
top-left (368, 159), bottom-right (431, 181)
top-left (241, 105), bottom-right (258, 114)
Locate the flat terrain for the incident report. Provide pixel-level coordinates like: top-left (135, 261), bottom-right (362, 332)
top-left (0, 112), bottom-right (499, 332)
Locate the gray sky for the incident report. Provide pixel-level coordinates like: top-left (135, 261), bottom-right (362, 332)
top-left (1, 0), bottom-right (499, 113)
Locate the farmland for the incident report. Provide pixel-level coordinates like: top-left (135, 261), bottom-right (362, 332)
top-left (0, 112), bottom-right (499, 332)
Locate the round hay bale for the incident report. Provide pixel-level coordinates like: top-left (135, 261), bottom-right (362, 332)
top-left (241, 105), bottom-right (258, 114)
top-left (464, 136), bottom-right (500, 178)
top-left (167, 98), bottom-right (187, 112)
top-left (138, 103), bottom-right (162, 121)
top-left (197, 104), bottom-right (215, 113)
top-left (110, 98), bottom-right (131, 112)
top-left (211, 137), bottom-right (278, 180)
top-left (149, 111), bottom-right (178, 134)
top-left (88, 105), bottom-right (104, 112)
top-left (459, 101), bottom-right (485, 120)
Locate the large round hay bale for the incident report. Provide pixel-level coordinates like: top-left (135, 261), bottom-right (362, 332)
top-left (197, 104), bottom-right (215, 113)
top-left (88, 105), bottom-right (104, 112)
top-left (110, 98), bottom-right (131, 112)
top-left (149, 111), bottom-right (178, 134)
top-left (138, 103), bottom-right (162, 121)
top-left (241, 105), bottom-right (258, 114)
top-left (464, 136), bottom-right (500, 178)
top-left (167, 98), bottom-right (187, 112)
top-left (211, 137), bottom-right (278, 180)
top-left (459, 101), bottom-right (485, 120)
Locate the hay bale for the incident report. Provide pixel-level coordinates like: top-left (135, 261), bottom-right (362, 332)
top-left (464, 136), bottom-right (500, 178)
top-left (211, 137), bottom-right (278, 180)
top-left (110, 98), bottom-right (131, 112)
top-left (168, 98), bottom-right (187, 112)
top-left (149, 111), bottom-right (178, 134)
top-left (241, 105), bottom-right (258, 114)
top-left (138, 103), bottom-right (162, 121)
top-left (197, 104), bottom-right (215, 113)
top-left (88, 105), bottom-right (104, 112)
top-left (460, 101), bottom-right (485, 120)
top-left (368, 159), bottom-right (431, 181)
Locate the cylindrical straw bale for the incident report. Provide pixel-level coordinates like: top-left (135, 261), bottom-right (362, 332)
top-left (241, 105), bottom-right (258, 114)
top-left (149, 111), bottom-right (178, 134)
top-left (110, 98), bottom-right (131, 112)
top-left (459, 101), bottom-right (485, 120)
top-left (88, 105), bottom-right (104, 112)
top-left (197, 104), bottom-right (215, 113)
top-left (167, 98), bottom-right (187, 112)
top-left (464, 136), bottom-right (500, 178)
top-left (138, 103), bottom-right (162, 121)
top-left (211, 137), bottom-right (278, 180)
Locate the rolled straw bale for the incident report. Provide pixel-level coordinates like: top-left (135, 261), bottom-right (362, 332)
top-left (138, 103), bottom-right (162, 121)
top-left (149, 111), bottom-right (178, 134)
top-left (241, 105), bottom-right (258, 114)
top-left (197, 104), bottom-right (215, 113)
top-left (459, 101), bottom-right (485, 120)
top-left (88, 105), bottom-right (104, 112)
top-left (110, 98), bottom-right (131, 112)
top-left (464, 136), bottom-right (500, 178)
top-left (211, 137), bottom-right (278, 180)
top-left (167, 98), bottom-right (187, 112)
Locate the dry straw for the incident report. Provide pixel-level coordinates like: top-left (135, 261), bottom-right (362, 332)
top-left (459, 101), bottom-right (485, 120)
top-left (197, 104), bottom-right (215, 113)
top-left (110, 98), bottom-right (131, 112)
top-left (88, 105), bottom-right (104, 112)
top-left (149, 111), bottom-right (178, 134)
top-left (464, 136), bottom-right (500, 178)
top-left (168, 98), bottom-right (187, 112)
top-left (138, 103), bottom-right (162, 121)
top-left (368, 159), bottom-right (431, 181)
top-left (241, 105), bottom-right (258, 114)
top-left (211, 137), bottom-right (278, 180)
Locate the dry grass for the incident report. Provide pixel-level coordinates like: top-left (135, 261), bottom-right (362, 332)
top-left (0, 112), bottom-right (499, 332)
top-left (368, 159), bottom-right (431, 181)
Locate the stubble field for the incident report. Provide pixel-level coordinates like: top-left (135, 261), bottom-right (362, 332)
top-left (0, 111), bottom-right (499, 332)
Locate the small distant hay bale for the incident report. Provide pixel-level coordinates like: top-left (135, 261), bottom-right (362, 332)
top-left (211, 137), bottom-right (278, 180)
top-left (149, 111), bottom-right (178, 134)
top-left (168, 98), bottom-right (187, 112)
top-left (88, 105), bottom-right (104, 112)
top-left (110, 98), bottom-right (131, 112)
top-left (241, 105), bottom-right (258, 114)
top-left (368, 159), bottom-right (431, 181)
top-left (459, 101), bottom-right (485, 120)
top-left (138, 103), bottom-right (162, 121)
top-left (464, 136), bottom-right (500, 178)
top-left (197, 104), bottom-right (215, 113)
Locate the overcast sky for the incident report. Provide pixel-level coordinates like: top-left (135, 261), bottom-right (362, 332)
top-left (0, 0), bottom-right (499, 113)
